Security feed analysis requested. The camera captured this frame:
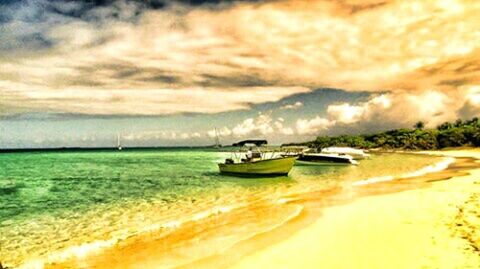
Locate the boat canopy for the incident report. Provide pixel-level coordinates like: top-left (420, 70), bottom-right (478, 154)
top-left (281, 146), bottom-right (309, 150)
top-left (232, 139), bottom-right (268, 147)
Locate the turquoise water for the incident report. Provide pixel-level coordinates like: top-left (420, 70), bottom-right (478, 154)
top-left (0, 149), bottom-right (445, 267)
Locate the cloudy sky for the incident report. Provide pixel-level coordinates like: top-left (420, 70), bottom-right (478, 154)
top-left (1, 0), bottom-right (479, 148)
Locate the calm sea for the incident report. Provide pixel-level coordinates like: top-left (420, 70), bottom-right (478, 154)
top-left (0, 149), bottom-right (446, 267)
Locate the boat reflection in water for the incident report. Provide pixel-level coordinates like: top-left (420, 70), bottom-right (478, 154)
top-left (218, 140), bottom-right (297, 177)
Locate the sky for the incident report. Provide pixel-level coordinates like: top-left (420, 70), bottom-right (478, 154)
top-left (0, 0), bottom-right (479, 148)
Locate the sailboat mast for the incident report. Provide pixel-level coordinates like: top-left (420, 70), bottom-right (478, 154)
top-left (214, 128), bottom-right (220, 148)
top-left (117, 133), bottom-right (122, 150)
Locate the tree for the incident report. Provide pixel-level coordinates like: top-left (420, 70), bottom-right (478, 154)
top-left (414, 121), bottom-right (425, 129)
top-left (437, 122), bottom-right (453, 130)
top-left (437, 128), bottom-right (467, 148)
top-left (286, 117), bottom-right (480, 150)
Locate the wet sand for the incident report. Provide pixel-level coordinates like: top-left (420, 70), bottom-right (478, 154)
top-left (39, 149), bottom-right (480, 269)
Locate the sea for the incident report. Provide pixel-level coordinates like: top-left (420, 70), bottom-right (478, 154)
top-left (0, 148), bottom-right (451, 268)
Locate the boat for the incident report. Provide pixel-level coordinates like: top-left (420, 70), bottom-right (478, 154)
top-left (296, 152), bottom-right (358, 166)
top-left (218, 156), bottom-right (297, 176)
top-left (281, 147), bottom-right (358, 166)
top-left (320, 147), bottom-right (369, 160)
top-left (117, 133), bottom-right (122, 150)
top-left (218, 140), bottom-right (297, 176)
top-left (214, 127), bottom-right (222, 148)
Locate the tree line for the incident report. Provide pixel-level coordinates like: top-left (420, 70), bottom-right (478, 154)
top-left (285, 117), bottom-right (480, 150)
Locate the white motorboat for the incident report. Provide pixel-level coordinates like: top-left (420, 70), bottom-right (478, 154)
top-left (321, 147), bottom-right (369, 160)
top-left (219, 140), bottom-right (297, 176)
top-left (296, 152), bottom-right (358, 166)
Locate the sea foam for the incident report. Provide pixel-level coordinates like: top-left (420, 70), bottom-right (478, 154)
top-left (353, 157), bottom-right (455, 187)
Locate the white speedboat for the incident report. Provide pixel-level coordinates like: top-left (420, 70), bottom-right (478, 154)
top-left (281, 147), bottom-right (358, 166)
top-left (296, 152), bottom-right (358, 166)
top-left (321, 147), bottom-right (369, 160)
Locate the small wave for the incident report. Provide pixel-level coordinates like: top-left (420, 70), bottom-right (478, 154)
top-left (399, 157), bottom-right (455, 179)
top-left (352, 175), bottom-right (395, 186)
top-left (191, 205), bottom-right (234, 221)
top-left (19, 239), bottom-right (118, 269)
top-left (235, 204), bottom-right (304, 242)
top-left (177, 203), bottom-right (305, 268)
top-left (276, 197), bottom-right (302, 204)
top-left (353, 157), bottom-right (455, 187)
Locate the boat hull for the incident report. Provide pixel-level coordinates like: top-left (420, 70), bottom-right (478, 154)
top-left (295, 160), bottom-right (355, 166)
top-left (218, 157), bottom-right (297, 176)
top-left (296, 154), bottom-right (357, 166)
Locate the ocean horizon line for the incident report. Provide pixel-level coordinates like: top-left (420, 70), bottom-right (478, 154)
top-left (0, 145), bottom-right (231, 153)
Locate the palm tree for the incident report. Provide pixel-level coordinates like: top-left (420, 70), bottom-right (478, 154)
top-left (414, 121), bottom-right (425, 129)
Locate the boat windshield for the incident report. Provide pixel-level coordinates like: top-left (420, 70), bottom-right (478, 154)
top-left (225, 145), bottom-right (283, 163)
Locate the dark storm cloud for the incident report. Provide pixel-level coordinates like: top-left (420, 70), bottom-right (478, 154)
top-left (43, 59), bottom-right (274, 89)
top-left (0, 0), bottom-right (267, 53)
top-left (0, 0), bottom-right (267, 23)
top-left (66, 62), bottom-right (184, 87)
top-left (1, 32), bottom-right (54, 51)
top-left (341, 1), bottom-right (388, 14)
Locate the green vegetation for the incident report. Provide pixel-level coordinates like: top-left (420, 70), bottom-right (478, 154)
top-left (287, 118), bottom-right (480, 150)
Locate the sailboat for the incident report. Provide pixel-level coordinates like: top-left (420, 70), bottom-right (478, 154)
top-left (213, 127), bottom-right (222, 148)
top-left (117, 133), bottom-right (122, 150)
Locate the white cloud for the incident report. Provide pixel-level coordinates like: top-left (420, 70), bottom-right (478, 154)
top-left (232, 118), bottom-right (256, 136)
top-left (231, 114), bottom-right (274, 137)
top-left (296, 116), bottom-right (333, 135)
top-left (123, 130), bottom-right (205, 141)
top-left (0, 82), bottom-right (309, 115)
top-left (466, 87), bottom-right (480, 106)
top-left (294, 89), bottom-right (465, 136)
top-left (273, 118), bottom-right (295, 135)
top-left (327, 103), bottom-right (365, 124)
top-left (209, 114), bottom-right (297, 139)
top-left (207, 127), bottom-right (232, 138)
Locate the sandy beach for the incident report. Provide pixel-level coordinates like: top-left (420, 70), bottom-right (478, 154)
top-left (229, 149), bottom-right (480, 269)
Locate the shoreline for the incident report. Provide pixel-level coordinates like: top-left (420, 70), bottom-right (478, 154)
top-left (15, 149), bottom-right (480, 268)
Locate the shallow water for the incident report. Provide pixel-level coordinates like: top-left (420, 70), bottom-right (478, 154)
top-left (0, 149), bottom-right (445, 267)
